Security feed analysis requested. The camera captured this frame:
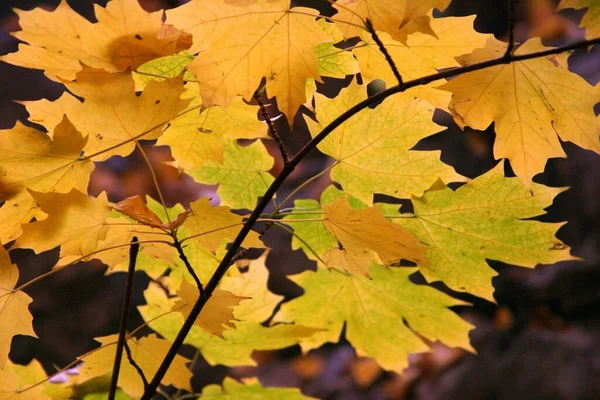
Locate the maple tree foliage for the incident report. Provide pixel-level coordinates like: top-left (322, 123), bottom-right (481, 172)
top-left (0, 0), bottom-right (598, 398)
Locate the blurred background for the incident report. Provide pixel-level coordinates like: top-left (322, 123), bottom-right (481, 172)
top-left (2, 0), bottom-right (600, 398)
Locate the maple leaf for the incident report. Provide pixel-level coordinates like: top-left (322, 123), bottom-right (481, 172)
top-left (200, 377), bottom-right (316, 399)
top-left (20, 93), bottom-right (80, 139)
top-left (174, 281), bottom-right (247, 337)
top-left (132, 51), bottom-right (196, 89)
top-left (393, 162), bottom-right (576, 301)
top-left (77, 334), bottom-right (191, 398)
top-left (182, 198), bottom-right (263, 252)
top-left (0, 360), bottom-right (49, 400)
top-left (113, 195), bottom-right (189, 231)
top-left (167, 0), bottom-right (331, 120)
top-left (332, 0), bottom-right (451, 43)
top-left (1, 0), bottom-right (191, 81)
top-left (157, 84), bottom-right (266, 170)
top-left (51, 69), bottom-right (191, 161)
top-left (274, 264), bottom-right (473, 373)
top-left (221, 251), bottom-right (283, 322)
top-left (140, 284), bottom-right (318, 367)
top-left (353, 15), bottom-right (491, 109)
top-left (320, 197), bottom-right (425, 276)
top-left (0, 246), bottom-right (37, 370)
top-left (12, 190), bottom-right (111, 260)
top-left (557, 0), bottom-right (600, 38)
top-left (187, 140), bottom-right (275, 210)
top-left (0, 118), bottom-right (93, 244)
top-left (306, 80), bottom-right (464, 204)
top-left (439, 38), bottom-right (600, 184)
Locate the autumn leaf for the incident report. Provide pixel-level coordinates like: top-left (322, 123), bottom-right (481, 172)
top-left (0, 117), bottom-right (93, 244)
top-left (321, 197), bottom-right (425, 276)
top-left (439, 38), bottom-right (600, 184)
top-left (20, 93), bottom-right (80, 139)
top-left (0, 359), bottom-right (49, 399)
top-left (182, 198), bottom-right (263, 252)
top-left (274, 264), bottom-right (473, 373)
top-left (132, 51), bottom-right (196, 89)
top-left (354, 15), bottom-right (491, 109)
top-left (306, 80), bottom-right (464, 204)
top-left (332, 0), bottom-right (451, 43)
top-left (157, 84), bottom-right (266, 170)
top-left (558, 0), bottom-right (600, 38)
top-left (0, 246), bottom-right (37, 370)
top-left (113, 195), bottom-right (189, 230)
top-left (77, 334), bottom-right (191, 398)
top-left (54, 69), bottom-right (191, 161)
top-left (200, 377), bottom-right (316, 399)
top-left (1, 0), bottom-right (191, 81)
top-left (167, 0), bottom-right (331, 120)
top-left (12, 190), bottom-right (111, 260)
top-left (140, 284), bottom-right (318, 367)
top-left (187, 140), bottom-right (275, 210)
top-left (221, 251), bottom-right (283, 322)
top-left (174, 281), bottom-right (247, 337)
top-left (393, 162), bottom-right (576, 301)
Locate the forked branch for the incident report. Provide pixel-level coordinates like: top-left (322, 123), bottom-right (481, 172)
top-left (140, 35), bottom-right (600, 400)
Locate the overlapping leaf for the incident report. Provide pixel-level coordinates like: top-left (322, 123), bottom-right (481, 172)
top-left (274, 264), bottom-right (473, 373)
top-left (2, 0), bottom-right (191, 80)
top-left (332, 0), bottom-right (451, 42)
top-left (187, 140), bottom-right (275, 209)
top-left (0, 118), bottom-right (93, 244)
top-left (167, 0), bottom-right (331, 120)
top-left (439, 38), bottom-right (600, 184)
top-left (558, 0), bottom-right (600, 38)
top-left (0, 246), bottom-right (37, 370)
top-left (306, 80), bottom-right (464, 204)
top-left (394, 163), bottom-right (576, 301)
top-left (200, 377), bottom-right (316, 399)
top-left (0, 360), bottom-right (49, 399)
top-left (353, 15), bottom-right (491, 109)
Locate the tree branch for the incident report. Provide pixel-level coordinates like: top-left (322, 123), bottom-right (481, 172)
top-left (174, 238), bottom-right (203, 297)
top-left (140, 35), bottom-right (600, 400)
top-left (254, 91), bottom-right (289, 164)
top-left (124, 340), bottom-right (148, 388)
top-left (109, 236), bottom-right (140, 400)
top-left (505, 0), bottom-right (516, 58)
top-left (365, 18), bottom-right (403, 87)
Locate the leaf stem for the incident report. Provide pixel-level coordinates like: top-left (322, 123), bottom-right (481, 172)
top-left (275, 161), bottom-right (337, 212)
top-left (136, 142), bottom-right (172, 232)
top-left (109, 237), bottom-right (141, 400)
top-left (272, 222), bottom-right (326, 265)
top-left (140, 35), bottom-right (600, 399)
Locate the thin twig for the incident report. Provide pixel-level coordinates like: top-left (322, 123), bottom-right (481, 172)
top-left (365, 18), bottom-right (403, 87)
top-left (140, 35), bottom-right (600, 400)
top-left (124, 340), bottom-right (149, 388)
top-left (109, 237), bottom-right (141, 400)
top-left (254, 91), bottom-right (289, 164)
top-left (174, 237), bottom-right (203, 297)
top-left (505, 0), bottom-right (516, 58)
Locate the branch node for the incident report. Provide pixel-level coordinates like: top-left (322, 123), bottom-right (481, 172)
top-left (365, 18), bottom-right (403, 88)
top-left (254, 91), bottom-right (289, 163)
top-left (504, 0), bottom-right (516, 60)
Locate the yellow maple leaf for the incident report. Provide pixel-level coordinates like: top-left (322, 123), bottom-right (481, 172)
top-left (354, 15), bottom-right (491, 109)
top-left (0, 118), bottom-right (93, 244)
top-left (306, 80), bottom-right (464, 204)
top-left (56, 69), bottom-right (190, 161)
top-left (157, 84), bottom-right (266, 170)
top-left (1, 0), bottom-right (191, 81)
top-left (174, 281), bottom-right (247, 337)
top-left (0, 246), bottom-right (37, 370)
top-left (20, 93), bottom-right (80, 139)
top-left (12, 190), bottom-right (111, 260)
top-left (274, 265), bottom-right (473, 373)
top-left (439, 38), bottom-right (600, 184)
top-left (182, 198), bottom-right (263, 252)
top-left (321, 198), bottom-right (425, 276)
top-left (332, 0), bottom-right (450, 43)
top-left (558, 0), bottom-right (600, 39)
top-left (0, 359), bottom-right (49, 399)
top-left (77, 334), bottom-right (191, 398)
top-left (167, 0), bottom-right (331, 120)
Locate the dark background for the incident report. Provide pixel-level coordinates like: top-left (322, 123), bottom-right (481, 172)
top-left (2, 0), bottom-right (600, 398)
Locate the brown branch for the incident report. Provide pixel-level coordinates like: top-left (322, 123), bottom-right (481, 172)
top-left (505, 0), bottom-right (516, 58)
top-left (365, 18), bottom-right (403, 87)
top-left (140, 35), bottom-right (600, 400)
top-left (124, 340), bottom-right (148, 388)
top-left (174, 238), bottom-right (204, 298)
top-left (109, 237), bottom-right (140, 400)
top-left (254, 91), bottom-right (289, 164)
